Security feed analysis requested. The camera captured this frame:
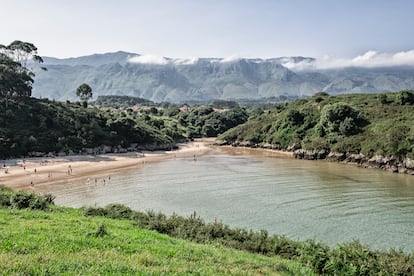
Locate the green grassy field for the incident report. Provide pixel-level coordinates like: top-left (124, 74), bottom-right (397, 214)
top-left (0, 206), bottom-right (312, 275)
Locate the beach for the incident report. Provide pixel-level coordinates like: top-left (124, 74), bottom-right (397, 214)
top-left (0, 138), bottom-right (215, 191)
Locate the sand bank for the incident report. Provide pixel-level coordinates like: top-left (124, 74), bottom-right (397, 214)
top-left (0, 138), bottom-right (215, 191)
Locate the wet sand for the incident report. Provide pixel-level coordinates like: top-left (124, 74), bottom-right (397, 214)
top-left (0, 138), bottom-right (215, 191)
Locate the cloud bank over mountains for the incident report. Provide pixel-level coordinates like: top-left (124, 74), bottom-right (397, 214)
top-left (128, 54), bottom-right (169, 65)
top-left (283, 50), bottom-right (414, 70)
top-left (128, 50), bottom-right (414, 70)
top-left (127, 54), bottom-right (243, 65)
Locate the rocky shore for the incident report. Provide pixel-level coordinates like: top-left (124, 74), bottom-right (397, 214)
top-left (294, 149), bottom-right (414, 175)
top-left (218, 140), bottom-right (414, 175)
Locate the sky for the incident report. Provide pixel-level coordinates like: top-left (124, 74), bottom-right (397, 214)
top-left (1, 0), bottom-right (414, 65)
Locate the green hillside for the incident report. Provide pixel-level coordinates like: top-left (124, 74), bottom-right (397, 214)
top-left (0, 97), bottom-right (175, 158)
top-left (0, 187), bottom-right (310, 275)
top-left (219, 91), bottom-right (414, 172)
top-left (0, 97), bottom-right (248, 159)
top-left (1, 186), bottom-right (413, 275)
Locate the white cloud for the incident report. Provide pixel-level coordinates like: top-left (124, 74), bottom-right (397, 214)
top-left (219, 55), bottom-right (242, 63)
top-left (128, 54), bottom-right (169, 65)
top-left (173, 57), bottom-right (199, 65)
top-left (283, 50), bottom-right (414, 71)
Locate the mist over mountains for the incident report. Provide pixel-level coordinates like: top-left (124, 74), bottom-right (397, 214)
top-left (33, 51), bottom-right (414, 103)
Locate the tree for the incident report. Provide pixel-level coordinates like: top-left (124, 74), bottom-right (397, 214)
top-left (396, 90), bottom-right (414, 105)
top-left (0, 40), bottom-right (45, 101)
top-left (316, 102), bottom-right (363, 137)
top-left (76, 83), bottom-right (93, 107)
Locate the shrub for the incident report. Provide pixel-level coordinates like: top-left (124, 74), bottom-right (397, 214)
top-left (83, 206), bottom-right (414, 275)
top-left (316, 102), bottom-right (364, 137)
top-left (396, 90), bottom-right (414, 105)
top-left (8, 190), bottom-right (55, 210)
top-left (324, 241), bottom-right (381, 275)
top-left (88, 223), bottom-right (108, 237)
top-left (104, 203), bottom-right (133, 219)
top-left (378, 94), bottom-right (388, 104)
top-left (10, 191), bottom-right (36, 209)
top-left (84, 206), bottom-right (108, 217)
top-left (298, 240), bottom-right (330, 273)
top-left (0, 190), bottom-right (12, 207)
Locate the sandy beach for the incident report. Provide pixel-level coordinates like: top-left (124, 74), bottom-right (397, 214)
top-left (0, 138), bottom-right (215, 191)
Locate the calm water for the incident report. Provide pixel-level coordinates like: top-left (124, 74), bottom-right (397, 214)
top-left (40, 147), bottom-right (414, 251)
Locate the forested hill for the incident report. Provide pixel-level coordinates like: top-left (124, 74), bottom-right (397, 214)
top-left (0, 98), bottom-right (175, 158)
top-left (218, 91), bottom-right (414, 174)
top-left (0, 97), bottom-right (248, 159)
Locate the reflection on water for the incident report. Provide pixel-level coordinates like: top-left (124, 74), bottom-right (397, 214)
top-left (39, 147), bottom-right (414, 251)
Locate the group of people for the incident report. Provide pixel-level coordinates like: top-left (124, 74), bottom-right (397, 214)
top-left (28, 161), bottom-right (70, 188)
top-left (87, 175), bottom-right (111, 186)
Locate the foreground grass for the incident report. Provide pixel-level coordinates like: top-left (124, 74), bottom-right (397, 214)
top-left (2, 187), bottom-right (412, 275)
top-left (0, 207), bottom-right (311, 275)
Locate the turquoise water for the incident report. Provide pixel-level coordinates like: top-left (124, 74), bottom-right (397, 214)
top-left (45, 147), bottom-right (414, 251)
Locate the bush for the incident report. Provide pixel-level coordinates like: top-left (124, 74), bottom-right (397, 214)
top-left (105, 203), bottom-right (133, 219)
top-left (88, 223), bottom-right (109, 237)
top-left (324, 241), bottom-right (381, 275)
top-left (298, 240), bottom-right (330, 273)
top-left (0, 186), bottom-right (54, 210)
top-left (396, 90), bottom-right (414, 105)
top-left (10, 191), bottom-right (36, 209)
top-left (378, 94), bottom-right (388, 104)
top-left (83, 205), bottom-right (414, 275)
top-left (316, 102), bottom-right (364, 137)
top-left (0, 191), bottom-right (12, 207)
top-left (84, 206), bottom-right (108, 217)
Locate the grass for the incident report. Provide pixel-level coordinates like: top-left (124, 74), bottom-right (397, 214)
top-left (0, 206), bottom-right (312, 275)
top-left (1, 186), bottom-right (413, 275)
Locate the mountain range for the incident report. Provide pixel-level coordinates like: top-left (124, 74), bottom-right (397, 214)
top-left (32, 51), bottom-right (414, 103)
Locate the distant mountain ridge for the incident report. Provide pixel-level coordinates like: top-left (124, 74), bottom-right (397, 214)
top-left (32, 52), bottom-right (414, 103)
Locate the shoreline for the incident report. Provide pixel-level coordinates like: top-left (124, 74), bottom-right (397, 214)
top-left (0, 138), bottom-right (216, 191)
top-left (2, 137), bottom-right (412, 193)
top-left (219, 143), bottom-right (414, 175)
top-left (218, 145), bottom-right (294, 158)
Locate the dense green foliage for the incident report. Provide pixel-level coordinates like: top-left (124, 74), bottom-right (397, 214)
top-left (219, 91), bottom-right (414, 159)
top-left (174, 106), bottom-right (248, 137)
top-left (0, 41), bottom-right (45, 99)
top-left (82, 204), bottom-right (414, 275)
top-left (94, 95), bottom-right (155, 107)
top-left (0, 185), bottom-right (54, 211)
top-left (0, 97), bottom-right (173, 158)
top-left (0, 96), bottom-right (248, 158)
top-left (0, 187), bottom-right (310, 275)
